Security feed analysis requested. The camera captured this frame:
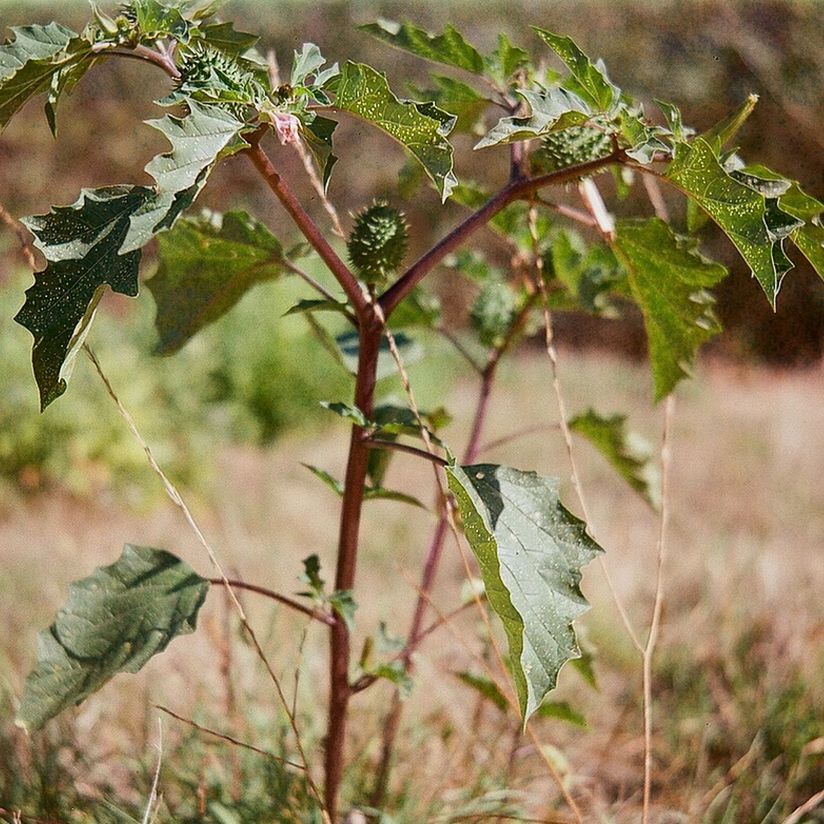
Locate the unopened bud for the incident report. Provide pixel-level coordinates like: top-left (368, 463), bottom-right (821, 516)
top-left (271, 112), bottom-right (300, 145)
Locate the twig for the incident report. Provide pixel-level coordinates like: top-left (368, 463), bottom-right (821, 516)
top-left (782, 787), bottom-right (824, 824)
top-left (379, 153), bottom-right (620, 317)
top-left (641, 394), bottom-right (676, 824)
top-left (95, 44), bottom-right (181, 80)
top-left (535, 196), bottom-right (599, 228)
top-left (141, 718), bottom-right (163, 824)
top-left (364, 437), bottom-right (449, 467)
top-left (82, 344), bottom-right (328, 820)
top-left (155, 705), bottom-right (305, 770)
top-left (207, 578), bottom-right (334, 625)
top-left (436, 326), bottom-right (485, 374)
top-left (0, 202), bottom-right (37, 271)
top-left (245, 138), bottom-right (367, 317)
top-left (480, 423), bottom-right (561, 454)
top-left (527, 205), bottom-right (643, 653)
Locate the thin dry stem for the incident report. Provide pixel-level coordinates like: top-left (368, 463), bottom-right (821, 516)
top-left (140, 718), bottom-right (163, 824)
top-left (292, 137), bottom-right (346, 239)
top-left (642, 395), bottom-right (676, 824)
top-left (156, 705), bottom-right (305, 770)
top-left (782, 787), bottom-right (824, 824)
top-left (526, 205), bottom-right (643, 653)
top-left (82, 345), bottom-right (328, 821)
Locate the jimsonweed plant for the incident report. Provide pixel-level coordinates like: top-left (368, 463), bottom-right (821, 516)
top-left (3, 2), bottom-right (823, 820)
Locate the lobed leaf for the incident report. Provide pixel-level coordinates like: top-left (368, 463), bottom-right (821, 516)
top-left (16, 187), bottom-right (153, 409)
top-left (484, 33), bottom-right (530, 86)
top-left (17, 545), bottom-right (209, 731)
top-left (613, 217), bottom-right (727, 400)
top-left (446, 463), bottom-right (602, 722)
top-left (122, 101), bottom-right (246, 253)
top-left (332, 61), bottom-right (457, 201)
top-left (532, 29), bottom-right (620, 112)
top-left (148, 209), bottom-right (287, 354)
top-left (568, 408), bottom-right (661, 508)
top-left (475, 87), bottom-right (590, 149)
top-left (0, 22), bottom-right (84, 130)
top-left (666, 138), bottom-right (801, 306)
top-left (360, 19), bottom-right (484, 74)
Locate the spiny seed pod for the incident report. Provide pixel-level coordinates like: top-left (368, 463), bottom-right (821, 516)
top-left (470, 281), bottom-right (517, 348)
top-left (532, 125), bottom-right (612, 174)
top-left (347, 202), bottom-right (409, 286)
top-left (177, 44), bottom-right (258, 117)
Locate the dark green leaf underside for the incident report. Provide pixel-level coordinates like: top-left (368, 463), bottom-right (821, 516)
top-left (446, 463), bottom-right (602, 722)
top-left (17, 545), bottom-right (209, 731)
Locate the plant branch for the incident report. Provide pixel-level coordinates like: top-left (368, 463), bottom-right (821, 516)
top-left (207, 578), bottom-right (334, 625)
top-left (642, 394), bottom-right (676, 824)
top-left (379, 153), bottom-right (620, 316)
top-left (325, 317), bottom-right (383, 818)
top-left (245, 138), bottom-right (368, 317)
top-left (365, 437), bottom-right (449, 467)
top-left (156, 705), bottom-right (305, 770)
top-left (95, 44), bottom-right (181, 79)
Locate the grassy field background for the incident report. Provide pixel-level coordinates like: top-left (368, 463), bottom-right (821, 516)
top-left (1, 1), bottom-right (824, 821)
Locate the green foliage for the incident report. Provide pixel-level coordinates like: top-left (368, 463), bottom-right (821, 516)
top-left (666, 138), bottom-right (801, 307)
top-left (469, 280), bottom-right (519, 348)
top-left (15, 187), bottom-right (152, 409)
top-left (149, 209), bottom-right (288, 353)
top-left (568, 408), bottom-right (660, 508)
top-left (347, 201), bottom-right (409, 286)
top-left (613, 218), bottom-right (727, 400)
top-left (332, 61), bottom-right (458, 201)
top-left (446, 464), bottom-right (602, 721)
top-left (17, 545), bottom-right (209, 731)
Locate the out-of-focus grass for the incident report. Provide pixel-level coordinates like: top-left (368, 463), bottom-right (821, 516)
top-left (2, 351), bottom-right (824, 821)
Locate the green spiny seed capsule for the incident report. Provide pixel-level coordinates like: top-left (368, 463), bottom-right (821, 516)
top-left (347, 202), bottom-right (409, 286)
top-left (470, 281), bottom-right (517, 348)
top-left (177, 44), bottom-right (258, 116)
top-left (532, 125), bottom-right (612, 174)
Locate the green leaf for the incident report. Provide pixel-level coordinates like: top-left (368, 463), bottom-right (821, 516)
top-left (533, 700), bottom-right (586, 727)
top-left (291, 42), bottom-right (327, 85)
top-left (0, 22), bottom-right (81, 129)
top-left (568, 408), bottom-right (661, 508)
top-left (363, 487), bottom-right (426, 509)
top-left (369, 660), bottom-right (414, 698)
top-left (613, 217), bottom-right (727, 400)
top-left (702, 93), bottom-right (759, 155)
top-left (148, 209), bottom-right (286, 354)
top-left (199, 21), bottom-right (259, 55)
top-left (122, 101), bottom-right (246, 253)
top-left (129, 0), bottom-right (189, 41)
top-left (328, 590), bottom-right (357, 631)
top-left (333, 62), bottom-right (457, 201)
top-left (335, 329), bottom-right (424, 380)
top-left (456, 671), bottom-right (509, 713)
top-left (302, 463), bottom-right (344, 496)
top-left (475, 87), bottom-right (591, 149)
top-left (44, 42), bottom-right (97, 136)
top-left (360, 19), bottom-right (484, 74)
top-left (300, 554), bottom-right (325, 597)
top-left (320, 400), bottom-right (370, 428)
top-left (15, 186), bottom-right (153, 409)
top-left (302, 115), bottom-right (338, 193)
top-left (389, 287), bottom-right (441, 328)
top-left (484, 33), bottom-right (530, 86)
top-left (17, 545), bottom-right (209, 731)
top-left (412, 75), bottom-right (489, 135)
top-left (666, 138), bottom-right (801, 306)
top-left (532, 29), bottom-right (620, 112)
top-left (446, 464), bottom-right (602, 722)
top-left (470, 281), bottom-right (518, 348)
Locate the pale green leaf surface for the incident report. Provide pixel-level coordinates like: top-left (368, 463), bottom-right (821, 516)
top-left (360, 19), bottom-right (484, 74)
top-left (666, 138), bottom-right (800, 305)
top-left (446, 464), bottom-right (602, 721)
top-left (613, 217), bottom-right (727, 400)
top-left (532, 29), bottom-right (620, 112)
top-left (0, 22), bottom-right (77, 128)
top-left (17, 545), bottom-right (209, 731)
top-left (568, 408), bottom-right (660, 508)
top-left (333, 62), bottom-right (457, 200)
top-left (484, 33), bottom-right (530, 85)
top-left (16, 186), bottom-right (153, 409)
top-left (122, 102), bottom-right (246, 252)
top-left (475, 87), bottom-right (590, 149)
top-left (148, 209), bottom-right (285, 354)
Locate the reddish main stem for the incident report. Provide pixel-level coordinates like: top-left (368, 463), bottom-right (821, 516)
top-left (325, 318), bottom-right (382, 819)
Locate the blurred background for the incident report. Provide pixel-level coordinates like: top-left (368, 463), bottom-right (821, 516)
top-left (2, 2), bottom-right (824, 821)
